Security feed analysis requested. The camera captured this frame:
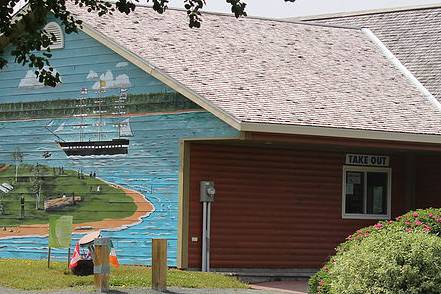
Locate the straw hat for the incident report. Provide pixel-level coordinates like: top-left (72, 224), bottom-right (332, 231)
top-left (79, 230), bottom-right (101, 245)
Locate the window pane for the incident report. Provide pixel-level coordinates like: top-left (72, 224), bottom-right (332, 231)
top-left (366, 172), bottom-right (388, 215)
top-left (345, 171), bottom-right (364, 214)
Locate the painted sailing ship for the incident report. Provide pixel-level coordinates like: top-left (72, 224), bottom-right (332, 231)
top-left (47, 87), bottom-right (133, 157)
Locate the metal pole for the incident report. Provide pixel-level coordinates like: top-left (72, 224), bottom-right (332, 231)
top-left (201, 202), bottom-right (207, 272)
top-left (207, 202), bottom-right (211, 272)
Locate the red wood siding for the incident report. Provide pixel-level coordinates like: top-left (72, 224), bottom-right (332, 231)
top-left (188, 143), bottom-right (408, 269)
top-left (416, 155), bottom-right (441, 209)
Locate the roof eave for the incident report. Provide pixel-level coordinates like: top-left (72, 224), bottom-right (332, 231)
top-left (240, 122), bottom-right (441, 145)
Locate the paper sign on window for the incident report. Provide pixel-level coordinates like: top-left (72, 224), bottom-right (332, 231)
top-left (346, 184), bottom-right (354, 195)
top-left (347, 172), bottom-right (361, 184)
top-left (372, 186), bottom-right (384, 214)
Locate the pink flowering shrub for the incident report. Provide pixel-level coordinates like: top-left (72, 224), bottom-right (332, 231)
top-left (309, 208), bottom-right (441, 294)
top-left (339, 208), bottom-right (441, 249)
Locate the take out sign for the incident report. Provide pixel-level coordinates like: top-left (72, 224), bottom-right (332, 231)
top-left (346, 154), bottom-right (390, 167)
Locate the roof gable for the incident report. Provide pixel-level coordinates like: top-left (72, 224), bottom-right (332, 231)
top-left (0, 18), bottom-right (177, 103)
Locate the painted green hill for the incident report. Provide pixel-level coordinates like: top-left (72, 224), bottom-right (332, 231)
top-left (0, 164), bottom-right (137, 226)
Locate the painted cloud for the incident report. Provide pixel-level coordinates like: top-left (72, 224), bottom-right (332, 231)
top-left (116, 62), bottom-right (128, 68)
top-left (114, 74), bottom-right (131, 88)
top-left (86, 70), bottom-right (98, 80)
top-left (101, 70), bottom-right (114, 85)
top-left (91, 70), bottom-right (131, 90)
top-left (18, 67), bottom-right (61, 89)
top-left (18, 70), bottom-right (45, 89)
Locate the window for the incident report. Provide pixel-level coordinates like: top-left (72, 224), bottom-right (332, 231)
top-left (42, 22), bottom-right (64, 50)
top-left (342, 166), bottom-right (391, 219)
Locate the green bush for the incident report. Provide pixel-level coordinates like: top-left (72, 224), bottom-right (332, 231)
top-left (331, 229), bottom-right (441, 294)
top-left (309, 208), bottom-right (441, 294)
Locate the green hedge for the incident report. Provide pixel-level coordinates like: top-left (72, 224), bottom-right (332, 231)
top-left (309, 208), bottom-right (441, 294)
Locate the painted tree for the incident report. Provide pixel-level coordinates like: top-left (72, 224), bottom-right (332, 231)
top-left (0, 0), bottom-right (295, 87)
top-left (30, 163), bottom-right (43, 210)
top-left (11, 147), bottom-right (24, 182)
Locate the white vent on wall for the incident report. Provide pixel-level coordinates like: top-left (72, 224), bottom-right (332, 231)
top-left (42, 22), bottom-right (64, 50)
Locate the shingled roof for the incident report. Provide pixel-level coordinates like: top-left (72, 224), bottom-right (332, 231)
top-left (67, 4), bottom-right (441, 141)
top-left (296, 4), bottom-right (441, 102)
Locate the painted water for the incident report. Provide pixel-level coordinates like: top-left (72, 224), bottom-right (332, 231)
top-left (0, 111), bottom-right (238, 265)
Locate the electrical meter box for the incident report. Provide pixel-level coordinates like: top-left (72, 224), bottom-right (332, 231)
top-left (200, 181), bottom-right (215, 202)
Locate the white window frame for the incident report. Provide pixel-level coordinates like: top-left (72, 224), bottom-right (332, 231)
top-left (342, 165), bottom-right (391, 220)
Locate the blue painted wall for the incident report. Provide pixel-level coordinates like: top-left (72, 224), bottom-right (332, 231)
top-left (0, 20), bottom-right (239, 265)
top-left (0, 20), bottom-right (170, 103)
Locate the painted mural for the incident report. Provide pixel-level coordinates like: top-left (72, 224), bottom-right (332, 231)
top-left (0, 20), bottom-right (238, 265)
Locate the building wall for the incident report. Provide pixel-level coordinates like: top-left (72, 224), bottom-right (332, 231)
top-left (187, 143), bottom-right (409, 269)
top-left (416, 155), bottom-right (441, 209)
top-left (0, 21), bottom-right (239, 265)
top-left (0, 19), bottom-right (170, 103)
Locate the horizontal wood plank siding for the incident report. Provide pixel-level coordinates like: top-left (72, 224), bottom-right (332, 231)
top-left (416, 155), bottom-right (441, 209)
top-left (188, 143), bottom-right (408, 269)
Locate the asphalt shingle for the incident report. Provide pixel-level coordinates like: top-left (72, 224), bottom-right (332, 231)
top-left (301, 6), bottom-right (441, 102)
top-left (68, 4), bottom-right (441, 136)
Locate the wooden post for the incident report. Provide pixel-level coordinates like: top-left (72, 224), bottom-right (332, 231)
top-left (67, 247), bottom-right (71, 272)
top-left (152, 239), bottom-right (167, 292)
top-left (93, 238), bottom-right (111, 293)
top-left (47, 247), bottom-right (51, 268)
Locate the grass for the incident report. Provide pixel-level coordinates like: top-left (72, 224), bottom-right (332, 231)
top-left (0, 164), bottom-right (137, 226)
top-left (0, 259), bottom-right (247, 290)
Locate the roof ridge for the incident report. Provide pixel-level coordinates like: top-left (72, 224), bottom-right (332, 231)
top-left (131, 3), bottom-right (360, 31)
top-left (362, 28), bottom-right (441, 116)
top-left (289, 3), bottom-right (441, 21)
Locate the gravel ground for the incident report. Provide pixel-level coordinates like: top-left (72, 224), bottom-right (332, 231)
top-left (0, 287), bottom-right (281, 294)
